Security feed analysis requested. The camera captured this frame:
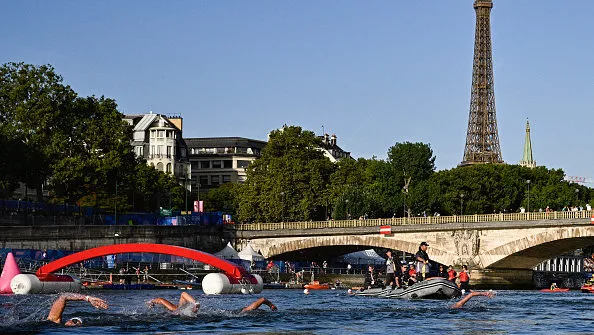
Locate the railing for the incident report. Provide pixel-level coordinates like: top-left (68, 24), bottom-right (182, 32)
top-left (235, 210), bottom-right (594, 231)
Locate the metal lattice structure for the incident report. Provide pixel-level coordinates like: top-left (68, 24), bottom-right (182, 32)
top-left (460, 0), bottom-right (503, 166)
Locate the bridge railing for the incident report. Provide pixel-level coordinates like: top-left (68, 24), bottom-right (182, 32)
top-left (235, 210), bottom-right (594, 231)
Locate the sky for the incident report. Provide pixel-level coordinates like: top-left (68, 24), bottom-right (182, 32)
top-left (1, 1), bottom-right (593, 181)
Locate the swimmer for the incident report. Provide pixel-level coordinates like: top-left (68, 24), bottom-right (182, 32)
top-left (47, 293), bottom-right (108, 327)
top-left (148, 292), bottom-right (277, 313)
top-left (450, 291), bottom-right (495, 309)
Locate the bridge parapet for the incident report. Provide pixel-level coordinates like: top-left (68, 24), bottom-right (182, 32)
top-left (236, 210), bottom-right (594, 231)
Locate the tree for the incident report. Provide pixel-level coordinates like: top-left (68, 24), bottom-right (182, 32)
top-left (237, 126), bottom-right (335, 222)
top-left (0, 62), bottom-right (78, 200)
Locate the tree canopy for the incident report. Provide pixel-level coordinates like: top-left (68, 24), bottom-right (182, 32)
top-left (0, 62), bottom-right (184, 212)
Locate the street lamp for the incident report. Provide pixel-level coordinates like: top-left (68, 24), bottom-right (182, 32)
top-left (114, 179), bottom-right (118, 225)
top-left (575, 189), bottom-right (580, 204)
top-left (460, 194), bottom-right (464, 216)
top-left (280, 191), bottom-right (285, 222)
top-left (526, 180), bottom-right (531, 213)
top-left (345, 199), bottom-right (349, 220)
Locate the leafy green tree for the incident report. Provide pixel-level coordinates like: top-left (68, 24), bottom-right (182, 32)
top-left (0, 62), bottom-right (78, 200)
top-left (238, 126), bottom-right (335, 222)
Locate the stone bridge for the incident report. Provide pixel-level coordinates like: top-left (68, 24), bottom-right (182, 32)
top-left (235, 211), bottom-right (594, 288)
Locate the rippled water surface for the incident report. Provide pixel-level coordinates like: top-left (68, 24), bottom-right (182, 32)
top-left (1, 288), bottom-right (593, 334)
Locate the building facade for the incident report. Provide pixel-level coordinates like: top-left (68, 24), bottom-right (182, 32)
top-left (185, 137), bottom-right (267, 191)
top-left (123, 113), bottom-right (191, 189)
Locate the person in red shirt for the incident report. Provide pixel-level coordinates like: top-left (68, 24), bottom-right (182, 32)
top-left (447, 265), bottom-right (457, 283)
top-left (458, 265), bottom-right (470, 291)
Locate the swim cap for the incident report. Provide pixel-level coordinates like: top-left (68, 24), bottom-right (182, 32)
top-left (69, 317), bottom-right (83, 325)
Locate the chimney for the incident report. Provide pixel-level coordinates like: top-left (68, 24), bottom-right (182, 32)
top-left (324, 133), bottom-right (329, 144)
top-left (331, 134), bottom-right (337, 146)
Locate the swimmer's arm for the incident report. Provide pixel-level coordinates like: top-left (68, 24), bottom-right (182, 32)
top-left (147, 298), bottom-right (178, 311)
top-left (47, 293), bottom-right (108, 324)
top-left (241, 297), bottom-right (277, 312)
top-left (450, 291), bottom-right (494, 309)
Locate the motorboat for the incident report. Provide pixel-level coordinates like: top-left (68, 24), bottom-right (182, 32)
top-left (353, 277), bottom-right (461, 299)
top-left (580, 284), bottom-right (594, 293)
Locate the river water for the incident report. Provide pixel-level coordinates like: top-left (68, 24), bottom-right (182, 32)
top-left (1, 288), bottom-right (593, 334)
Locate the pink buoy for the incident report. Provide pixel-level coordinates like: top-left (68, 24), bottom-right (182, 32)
top-left (0, 252), bottom-right (21, 294)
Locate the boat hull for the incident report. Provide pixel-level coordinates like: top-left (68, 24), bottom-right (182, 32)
top-left (539, 288), bottom-right (569, 293)
top-left (354, 278), bottom-right (461, 299)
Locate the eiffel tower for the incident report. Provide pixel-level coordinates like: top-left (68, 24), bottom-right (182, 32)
top-left (460, 0), bottom-right (503, 166)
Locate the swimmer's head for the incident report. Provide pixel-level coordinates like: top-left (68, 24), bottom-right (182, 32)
top-left (65, 317), bottom-right (83, 327)
top-left (192, 302), bottom-right (200, 313)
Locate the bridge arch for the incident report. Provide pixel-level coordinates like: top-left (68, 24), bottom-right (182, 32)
top-left (478, 229), bottom-right (594, 269)
top-left (36, 243), bottom-right (247, 279)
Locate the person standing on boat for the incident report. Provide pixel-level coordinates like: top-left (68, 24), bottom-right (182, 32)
top-left (447, 265), bottom-right (457, 283)
top-left (384, 251), bottom-right (401, 289)
top-left (458, 265), bottom-right (470, 291)
top-left (437, 264), bottom-right (447, 278)
top-left (415, 242), bottom-right (431, 281)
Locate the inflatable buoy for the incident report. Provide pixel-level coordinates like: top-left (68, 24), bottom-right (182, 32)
top-left (0, 252), bottom-right (21, 294)
top-left (11, 274), bottom-right (81, 294)
top-left (202, 273), bottom-right (263, 295)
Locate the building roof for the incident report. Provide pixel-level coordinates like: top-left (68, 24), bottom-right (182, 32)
top-left (185, 137), bottom-right (267, 149)
top-left (133, 114), bottom-right (158, 132)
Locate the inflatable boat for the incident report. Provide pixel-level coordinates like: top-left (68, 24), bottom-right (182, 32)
top-left (353, 277), bottom-right (461, 299)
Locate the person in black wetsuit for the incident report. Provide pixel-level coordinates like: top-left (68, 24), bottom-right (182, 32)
top-left (47, 293), bottom-right (108, 327)
top-left (363, 265), bottom-right (380, 289)
top-left (148, 292), bottom-right (277, 314)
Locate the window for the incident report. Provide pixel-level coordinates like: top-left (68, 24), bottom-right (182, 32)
top-left (135, 146), bottom-right (143, 157)
top-left (166, 163), bottom-right (172, 173)
top-left (212, 160), bottom-right (221, 169)
top-left (167, 146), bottom-right (172, 158)
top-left (158, 130), bottom-right (165, 138)
top-left (237, 160), bottom-right (250, 168)
top-left (199, 176), bottom-right (208, 186)
top-left (211, 176), bottom-right (220, 186)
top-left (200, 161), bottom-right (210, 169)
top-left (222, 175), bottom-right (231, 183)
top-left (156, 162), bottom-right (164, 171)
top-left (238, 175), bottom-right (246, 183)
top-left (223, 160), bottom-right (232, 168)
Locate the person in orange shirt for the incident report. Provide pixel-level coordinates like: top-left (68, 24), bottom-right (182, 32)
top-left (447, 265), bottom-right (457, 283)
top-left (458, 265), bottom-right (470, 291)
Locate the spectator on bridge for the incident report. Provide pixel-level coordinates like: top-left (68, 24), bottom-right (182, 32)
top-left (148, 292), bottom-right (277, 315)
top-left (47, 293), bottom-right (108, 327)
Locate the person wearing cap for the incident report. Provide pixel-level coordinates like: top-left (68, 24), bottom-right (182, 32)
top-left (384, 250), bottom-right (401, 289)
top-left (47, 293), bottom-right (108, 327)
top-left (148, 292), bottom-right (277, 314)
top-left (415, 242), bottom-right (431, 281)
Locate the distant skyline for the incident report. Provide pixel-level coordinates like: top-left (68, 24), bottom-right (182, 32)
top-left (1, 1), bottom-right (592, 181)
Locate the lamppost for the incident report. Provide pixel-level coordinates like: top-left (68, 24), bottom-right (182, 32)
top-left (345, 199), bottom-right (349, 220)
top-left (114, 179), bottom-right (118, 225)
top-left (280, 191), bottom-right (285, 222)
top-left (575, 188), bottom-right (579, 205)
top-left (524, 179), bottom-right (531, 213)
top-left (460, 193), bottom-right (464, 216)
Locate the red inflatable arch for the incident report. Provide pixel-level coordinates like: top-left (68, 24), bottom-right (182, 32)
top-left (36, 243), bottom-right (247, 280)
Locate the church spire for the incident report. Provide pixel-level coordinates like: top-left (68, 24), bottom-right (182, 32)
top-left (519, 119), bottom-right (536, 168)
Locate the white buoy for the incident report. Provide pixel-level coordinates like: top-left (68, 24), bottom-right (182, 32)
top-left (11, 274), bottom-right (81, 294)
top-left (202, 273), bottom-right (263, 295)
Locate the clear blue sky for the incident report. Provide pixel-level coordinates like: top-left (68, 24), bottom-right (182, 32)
top-left (2, 1), bottom-right (592, 180)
